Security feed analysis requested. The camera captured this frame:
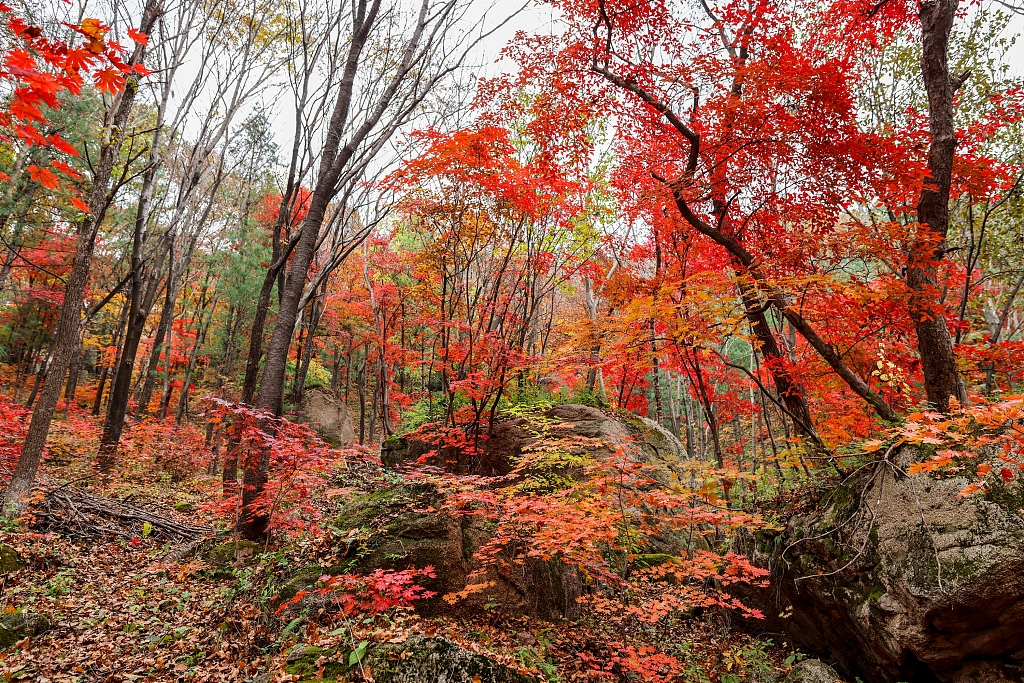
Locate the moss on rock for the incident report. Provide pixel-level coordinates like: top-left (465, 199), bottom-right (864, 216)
top-left (205, 540), bottom-right (262, 566)
top-left (635, 553), bottom-right (677, 568)
top-left (282, 637), bottom-right (534, 682)
top-left (285, 645), bottom-right (347, 679)
top-left (0, 544), bottom-right (22, 575)
top-left (0, 612), bottom-right (49, 649)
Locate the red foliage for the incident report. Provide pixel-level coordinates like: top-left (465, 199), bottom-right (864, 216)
top-left (276, 567), bottom-right (437, 617)
top-left (201, 399), bottom-right (353, 533)
top-left (1, 7), bottom-right (144, 178)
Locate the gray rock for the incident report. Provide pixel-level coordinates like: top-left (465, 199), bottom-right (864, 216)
top-left (299, 389), bottom-right (354, 447)
top-left (350, 406), bottom-right (699, 621)
top-left (367, 636), bottom-right (533, 683)
top-left (785, 660), bottom-right (843, 683)
top-left (737, 444), bottom-right (1024, 683)
top-left (0, 612), bottom-right (50, 649)
top-left (284, 636), bottom-right (532, 683)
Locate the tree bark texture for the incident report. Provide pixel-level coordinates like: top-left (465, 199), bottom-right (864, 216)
top-left (908, 0), bottom-right (969, 412)
top-left (3, 1), bottom-right (160, 515)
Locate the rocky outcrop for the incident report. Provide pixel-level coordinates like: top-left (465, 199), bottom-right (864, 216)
top-left (283, 482), bottom-right (582, 620)
top-left (382, 403), bottom-right (689, 480)
top-left (291, 405), bottom-right (691, 622)
top-left (738, 444), bottom-right (1024, 683)
top-left (284, 636), bottom-right (533, 682)
top-left (299, 389), bottom-right (355, 447)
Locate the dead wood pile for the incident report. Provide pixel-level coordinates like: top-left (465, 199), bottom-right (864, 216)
top-left (28, 485), bottom-right (215, 541)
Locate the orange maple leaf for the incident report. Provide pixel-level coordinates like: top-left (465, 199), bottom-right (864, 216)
top-left (127, 27), bottom-right (149, 45)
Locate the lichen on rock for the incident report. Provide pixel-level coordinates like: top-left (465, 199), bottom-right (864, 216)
top-left (285, 636), bottom-right (533, 683)
top-left (736, 444), bottom-right (1024, 683)
top-left (0, 612), bottom-right (50, 649)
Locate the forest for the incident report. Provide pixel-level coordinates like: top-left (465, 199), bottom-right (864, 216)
top-left (0, 0), bottom-right (1022, 681)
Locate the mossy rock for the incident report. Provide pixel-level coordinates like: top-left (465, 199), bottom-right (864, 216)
top-left (173, 501), bottom-right (194, 513)
top-left (286, 637), bottom-right (532, 683)
top-left (285, 645), bottom-right (347, 679)
top-left (0, 612), bottom-right (50, 649)
top-left (0, 544), bottom-right (22, 575)
top-left (276, 564), bottom-right (350, 605)
top-left (634, 553), bottom-right (677, 569)
top-left (367, 636), bottom-right (534, 683)
top-left (275, 483), bottom-right (469, 615)
top-left (205, 540), bottom-right (262, 566)
top-left (332, 484), bottom-right (465, 602)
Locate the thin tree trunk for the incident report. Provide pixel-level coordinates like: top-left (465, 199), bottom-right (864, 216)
top-left (93, 296), bottom-right (132, 416)
top-left (650, 336), bottom-right (663, 424)
top-left (907, 0), bottom-right (970, 411)
top-left (24, 334), bottom-right (58, 409)
top-left (176, 294), bottom-right (217, 424)
top-left (98, 194), bottom-right (167, 465)
top-left (358, 354), bottom-right (367, 444)
top-left (137, 243), bottom-right (177, 415)
top-left (292, 287), bottom-right (326, 405)
top-left (368, 368), bottom-right (379, 444)
top-left (158, 318), bottom-right (175, 419)
top-left (63, 344), bottom-right (83, 418)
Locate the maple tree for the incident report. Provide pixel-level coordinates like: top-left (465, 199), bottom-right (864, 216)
top-left (0, 0), bottom-right (1020, 680)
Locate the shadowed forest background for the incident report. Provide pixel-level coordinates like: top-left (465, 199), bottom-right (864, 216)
top-left (0, 0), bottom-right (1022, 681)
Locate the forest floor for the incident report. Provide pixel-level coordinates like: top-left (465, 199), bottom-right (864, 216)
top-left (0, 409), bottom-right (794, 683)
top-left (0, 526), bottom-right (788, 682)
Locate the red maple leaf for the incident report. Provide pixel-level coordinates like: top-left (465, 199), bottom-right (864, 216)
top-left (127, 27), bottom-right (148, 45)
top-left (93, 67), bottom-right (124, 94)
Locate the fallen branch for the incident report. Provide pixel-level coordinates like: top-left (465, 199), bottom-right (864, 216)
top-left (27, 485), bottom-right (216, 542)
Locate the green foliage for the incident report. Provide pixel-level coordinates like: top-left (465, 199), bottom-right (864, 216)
top-left (44, 570), bottom-right (75, 597)
top-left (285, 359), bottom-right (333, 390)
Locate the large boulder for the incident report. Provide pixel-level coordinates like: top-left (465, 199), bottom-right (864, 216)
top-left (308, 406), bottom-right (692, 623)
top-left (738, 444), bottom-right (1024, 683)
top-left (284, 636), bottom-right (533, 682)
top-left (284, 483), bottom-right (581, 621)
top-left (299, 389), bottom-right (355, 447)
top-left (382, 404), bottom-right (689, 480)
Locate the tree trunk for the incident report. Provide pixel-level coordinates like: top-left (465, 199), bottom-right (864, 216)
top-left (735, 272), bottom-right (818, 440)
top-left (291, 287), bottom-right (325, 406)
top-left (63, 343), bottom-right (83, 418)
top-left (908, 0), bottom-right (969, 412)
top-left (24, 334), bottom-right (58, 409)
top-left (97, 168), bottom-right (167, 466)
top-left (158, 313), bottom-right (175, 419)
top-left (239, 254), bottom-right (292, 405)
top-left (3, 6), bottom-right (159, 515)
top-left (92, 366), bottom-right (109, 416)
top-left (94, 295), bottom-right (132, 416)
top-left (649, 320), bottom-right (664, 424)
top-left (137, 243), bottom-right (176, 416)
top-left (237, 0), bottom-right (440, 539)
top-left (358, 354), bottom-right (367, 444)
